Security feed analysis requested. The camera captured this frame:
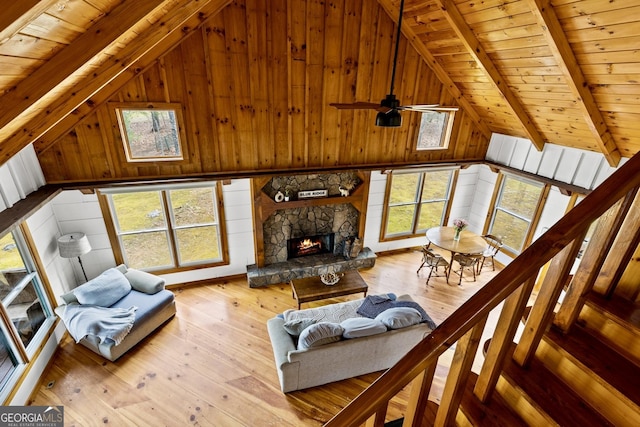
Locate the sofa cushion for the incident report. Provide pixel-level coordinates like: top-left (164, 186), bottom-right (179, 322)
top-left (283, 293), bottom-right (396, 324)
top-left (297, 322), bottom-right (344, 350)
top-left (375, 307), bottom-right (422, 330)
top-left (283, 318), bottom-right (317, 336)
top-left (74, 268), bottom-right (131, 307)
top-left (340, 317), bottom-right (387, 339)
top-left (110, 288), bottom-right (174, 328)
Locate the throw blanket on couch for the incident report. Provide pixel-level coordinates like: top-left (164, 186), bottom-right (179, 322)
top-left (357, 295), bottom-right (437, 329)
top-left (58, 304), bottom-right (137, 345)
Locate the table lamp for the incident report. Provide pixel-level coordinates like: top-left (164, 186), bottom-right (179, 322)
top-left (58, 232), bottom-right (92, 281)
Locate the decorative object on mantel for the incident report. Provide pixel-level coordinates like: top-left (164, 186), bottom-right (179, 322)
top-left (339, 177), bottom-right (357, 196)
top-left (284, 189), bottom-right (291, 201)
top-left (298, 189), bottom-right (328, 199)
top-left (320, 272), bottom-right (343, 286)
top-left (58, 232), bottom-right (92, 281)
top-left (274, 191), bottom-right (284, 203)
top-left (452, 218), bottom-right (468, 241)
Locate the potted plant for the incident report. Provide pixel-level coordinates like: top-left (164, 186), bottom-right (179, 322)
top-left (284, 189), bottom-right (291, 201)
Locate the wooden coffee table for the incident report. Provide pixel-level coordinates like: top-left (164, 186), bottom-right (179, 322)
top-left (290, 270), bottom-right (368, 309)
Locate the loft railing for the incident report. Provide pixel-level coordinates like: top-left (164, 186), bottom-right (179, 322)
top-left (325, 152), bottom-right (640, 427)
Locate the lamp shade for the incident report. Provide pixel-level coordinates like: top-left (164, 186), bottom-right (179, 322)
top-left (58, 233), bottom-right (92, 258)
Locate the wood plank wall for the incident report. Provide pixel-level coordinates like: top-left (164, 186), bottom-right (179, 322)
top-left (37, 0), bottom-right (489, 183)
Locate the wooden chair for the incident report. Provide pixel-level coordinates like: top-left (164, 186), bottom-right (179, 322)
top-left (477, 234), bottom-right (503, 273)
top-left (417, 246), bottom-right (449, 285)
top-left (452, 253), bottom-right (481, 286)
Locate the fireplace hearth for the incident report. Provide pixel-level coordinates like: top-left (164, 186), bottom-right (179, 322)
top-left (287, 233), bottom-right (335, 259)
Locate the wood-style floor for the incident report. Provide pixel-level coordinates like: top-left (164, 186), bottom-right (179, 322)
top-left (30, 249), bottom-right (501, 426)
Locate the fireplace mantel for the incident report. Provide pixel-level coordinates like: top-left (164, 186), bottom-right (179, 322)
top-left (250, 171), bottom-right (371, 268)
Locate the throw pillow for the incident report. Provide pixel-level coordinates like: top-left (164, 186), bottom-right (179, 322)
top-left (375, 307), bottom-right (422, 330)
top-left (340, 317), bottom-right (387, 339)
top-left (297, 322), bottom-right (344, 350)
top-left (283, 318), bottom-right (317, 336)
top-left (124, 268), bottom-right (165, 294)
top-left (74, 268), bottom-right (131, 307)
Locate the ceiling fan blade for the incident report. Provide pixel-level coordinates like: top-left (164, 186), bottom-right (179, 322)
top-left (399, 105), bottom-right (460, 112)
top-left (329, 102), bottom-right (381, 110)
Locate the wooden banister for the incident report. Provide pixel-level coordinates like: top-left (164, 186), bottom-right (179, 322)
top-left (324, 152), bottom-right (640, 427)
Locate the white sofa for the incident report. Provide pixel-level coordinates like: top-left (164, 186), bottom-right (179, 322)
top-left (267, 294), bottom-right (435, 392)
top-left (56, 264), bottom-right (176, 361)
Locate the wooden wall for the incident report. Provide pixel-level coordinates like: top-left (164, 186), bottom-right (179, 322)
top-left (37, 0), bottom-right (489, 183)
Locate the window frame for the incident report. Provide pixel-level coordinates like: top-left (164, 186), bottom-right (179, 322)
top-left (486, 173), bottom-right (549, 256)
top-left (0, 225), bottom-right (56, 402)
top-left (99, 181), bottom-right (229, 274)
top-left (112, 102), bottom-right (189, 163)
top-left (380, 168), bottom-right (458, 241)
top-left (414, 110), bottom-right (456, 151)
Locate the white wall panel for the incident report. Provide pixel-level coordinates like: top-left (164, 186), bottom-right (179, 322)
top-left (573, 153), bottom-right (604, 188)
top-left (554, 147), bottom-right (582, 183)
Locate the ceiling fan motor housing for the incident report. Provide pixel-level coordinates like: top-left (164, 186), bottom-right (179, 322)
top-left (376, 94), bottom-right (402, 127)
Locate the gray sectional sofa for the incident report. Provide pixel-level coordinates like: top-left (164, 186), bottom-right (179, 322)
top-left (267, 294), bottom-right (435, 392)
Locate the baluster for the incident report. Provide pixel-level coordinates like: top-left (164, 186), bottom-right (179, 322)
top-left (434, 316), bottom-right (487, 426)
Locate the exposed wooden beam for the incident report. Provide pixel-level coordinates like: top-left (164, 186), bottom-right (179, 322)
top-left (376, 0), bottom-right (492, 140)
top-left (524, 0), bottom-right (621, 167)
top-left (0, 0), bottom-right (232, 166)
top-left (0, 0), bottom-right (169, 140)
top-left (33, 1), bottom-right (232, 156)
top-left (0, 1), bottom-right (54, 44)
top-left (432, 0), bottom-right (546, 151)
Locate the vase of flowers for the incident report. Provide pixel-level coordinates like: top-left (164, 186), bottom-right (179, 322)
top-left (453, 218), bottom-right (468, 241)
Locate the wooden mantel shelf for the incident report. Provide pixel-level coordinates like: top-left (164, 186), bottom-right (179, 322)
top-left (258, 184), bottom-right (366, 217)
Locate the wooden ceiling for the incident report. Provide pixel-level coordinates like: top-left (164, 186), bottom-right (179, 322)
top-left (1, 0), bottom-right (638, 174)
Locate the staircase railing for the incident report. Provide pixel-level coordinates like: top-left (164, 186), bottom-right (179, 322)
top-left (325, 152), bottom-right (640, 427)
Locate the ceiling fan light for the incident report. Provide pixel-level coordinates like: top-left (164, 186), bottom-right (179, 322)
top-left (376, 110), bottom-right (402, 127)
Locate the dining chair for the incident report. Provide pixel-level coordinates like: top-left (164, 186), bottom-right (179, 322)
top-left (477, 234), bottom-right (503, 273)
top-left (417, 246), bottom-right (449, 285)
top-left (452, 253), bottom-right (481, 286)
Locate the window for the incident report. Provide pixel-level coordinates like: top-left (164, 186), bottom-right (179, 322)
top-left (488, 174), bottom-right (545, 254)
top-left (0, 227), bottom-right (54, 399)
top-left (416, 110), bottom-right (456, 150)
top-left (113, 103), bottom-right (186, 162)
top-left (100, 182), bottom-right (228, 272)
top-left (382, 169), bottom-right (456, 240)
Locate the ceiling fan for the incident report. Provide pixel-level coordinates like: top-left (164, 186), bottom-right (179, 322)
top-left (330, 0), bottom-right (458, 127)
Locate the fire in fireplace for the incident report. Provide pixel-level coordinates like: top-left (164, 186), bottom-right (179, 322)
top-left (287, 233), bottom-right (335, 259)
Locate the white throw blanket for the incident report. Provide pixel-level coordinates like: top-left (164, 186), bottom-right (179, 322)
top-left (58, 304), bottom-right (137, 345)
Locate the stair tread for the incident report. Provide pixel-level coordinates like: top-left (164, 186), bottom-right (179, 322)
top-left (459, 372), bottom-right (528, 427)
top-left (585, 293), bottom-right (640, 329)
top-left (545, 324), bottom-right (640, 405)
top-left (502, 344), bottom-right (614, 427)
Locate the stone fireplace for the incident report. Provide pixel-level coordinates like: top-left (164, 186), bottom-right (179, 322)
top-left (247, 171), bottom-right (376, 287)
top-left (263, 203), bottom-right (359, 265)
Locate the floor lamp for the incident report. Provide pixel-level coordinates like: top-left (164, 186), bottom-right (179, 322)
top-left (58, 232), bottom-right (92, 282)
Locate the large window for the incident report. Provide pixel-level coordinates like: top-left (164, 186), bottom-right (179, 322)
top-left (416, 110), bottom-right (456, 150)
top-left (0, 227), bottom-right (54, 400)
top-left (100, 182), bottom-right (228, 272)
top-left (382, 169), bottom-right (456, 240)
top-left (489, 174), bottom-right (546, 254)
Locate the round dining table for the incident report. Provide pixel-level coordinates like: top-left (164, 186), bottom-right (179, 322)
top-left (425, 226), bottom-right (488, 283)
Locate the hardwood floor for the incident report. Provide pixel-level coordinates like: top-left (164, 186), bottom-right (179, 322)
top-left (30, 249), bottom-right (500, 426)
